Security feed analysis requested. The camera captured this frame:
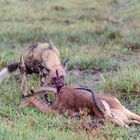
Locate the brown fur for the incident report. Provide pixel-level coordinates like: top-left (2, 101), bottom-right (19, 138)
top-left (19, 85), bottom-right (140, 127)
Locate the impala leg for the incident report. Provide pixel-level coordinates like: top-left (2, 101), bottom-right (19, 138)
top-left (129, 120), bottom-right (140, 125)
top-left (22, 86), bottom-right (57, 98)
top-left (18, 99), bottom-right (32, 107)
top-left (18, 97), bottom-right (52, 115)
top-left (30, 97), bottom-right (51, 114)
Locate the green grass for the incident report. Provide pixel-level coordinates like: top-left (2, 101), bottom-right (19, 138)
top-left (100, 65), bottom-right (140, 110)
top-left (0, 0), bottom-right (140, 139)
top-left (101, 66), bottom-right (140, 95)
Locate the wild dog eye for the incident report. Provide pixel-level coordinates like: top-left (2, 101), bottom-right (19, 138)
top-left (52, 77), bottom-right (57, 81)
top-left (60, 75), bottom-right (64, 79)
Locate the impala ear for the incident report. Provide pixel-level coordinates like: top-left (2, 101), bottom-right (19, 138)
top-left (61, 58), bottom-right (69, 69)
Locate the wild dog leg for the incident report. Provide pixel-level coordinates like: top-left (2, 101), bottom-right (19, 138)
top-left (20, 72), bottom-right (28, 95)
top-left (39, 71), bottom-right (52, 105)
top-left (19, 56), bottom-right (28, 96)
top-left (19, 97), bottom-right (51, 115)
top-left (39, 71), bottom-right (46, 87)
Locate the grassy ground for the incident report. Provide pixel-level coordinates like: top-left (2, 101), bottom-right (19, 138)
top-left (0, 0), bottom-right (140, 139)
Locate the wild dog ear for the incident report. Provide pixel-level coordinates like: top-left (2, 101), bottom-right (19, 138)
top-left (61, 58), bottom-right (69, 69)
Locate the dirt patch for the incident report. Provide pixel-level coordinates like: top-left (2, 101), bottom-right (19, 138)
top-left (67, 70), bottom-right (103, 88)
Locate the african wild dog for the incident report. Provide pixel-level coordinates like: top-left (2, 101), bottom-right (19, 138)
top-left (0, 42), bottom-right (68, 104)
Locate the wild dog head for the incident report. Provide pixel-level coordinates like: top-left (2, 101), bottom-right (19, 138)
top-left (42, 59), bottom-right (68, 88)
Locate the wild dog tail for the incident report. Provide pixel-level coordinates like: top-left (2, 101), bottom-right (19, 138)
top-left (75, 87), bottom-right (104, 117)
top-left (0, 62), bottom-right (19, 83)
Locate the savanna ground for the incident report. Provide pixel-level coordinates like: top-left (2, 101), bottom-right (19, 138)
top-left (0, 0), bottom-right (140, 139)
